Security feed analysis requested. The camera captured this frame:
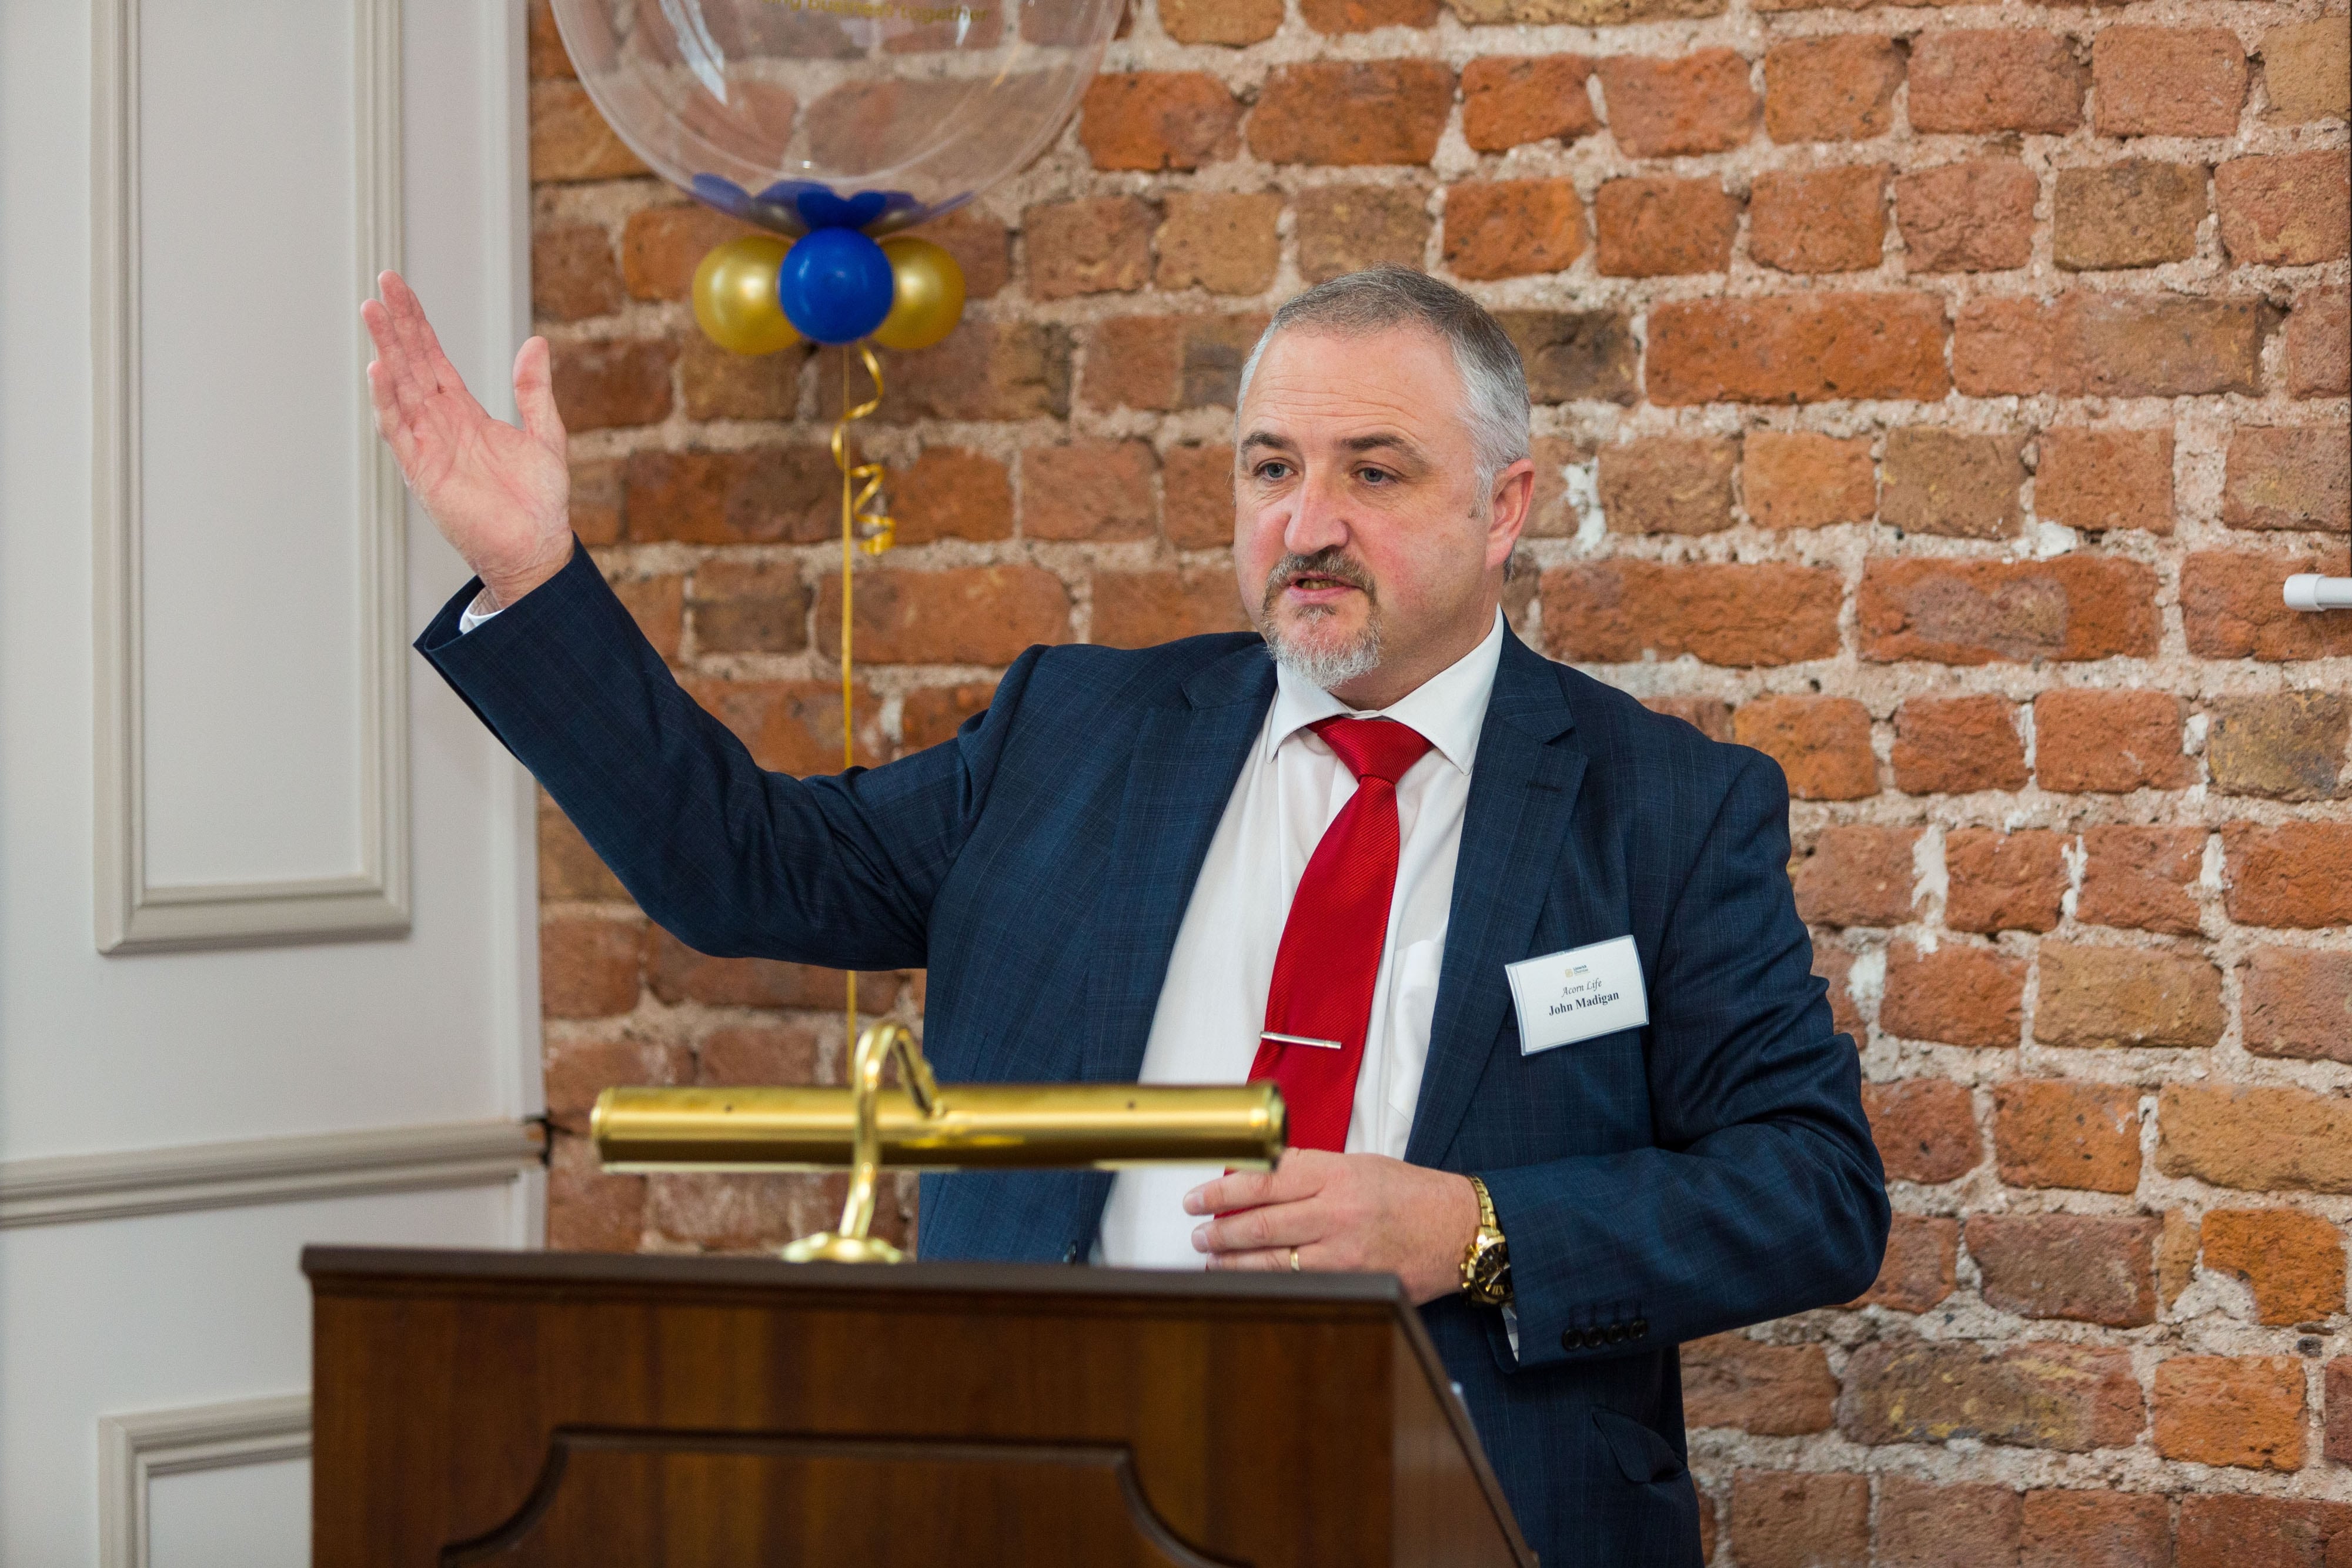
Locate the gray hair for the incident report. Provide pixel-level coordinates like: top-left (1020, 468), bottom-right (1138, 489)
top-left (1234, 265), bottom-right (1532, 494)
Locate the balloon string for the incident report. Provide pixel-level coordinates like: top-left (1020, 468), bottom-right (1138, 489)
top-left (834, 342), bottom-right (894, 1048)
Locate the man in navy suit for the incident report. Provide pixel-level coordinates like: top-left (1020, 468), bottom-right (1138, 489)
top-left (365, 263), bottom-right (1887, 1566)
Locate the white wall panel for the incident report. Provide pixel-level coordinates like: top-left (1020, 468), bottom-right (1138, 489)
top-left (148, 1457), bottom-right (309, 1568)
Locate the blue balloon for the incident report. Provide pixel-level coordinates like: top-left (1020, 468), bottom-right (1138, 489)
top-left (775, 229), bottom-right (895, 346)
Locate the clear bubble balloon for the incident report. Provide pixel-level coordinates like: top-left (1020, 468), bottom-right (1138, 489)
top-left (549, 0), bottom-right (1124, 237)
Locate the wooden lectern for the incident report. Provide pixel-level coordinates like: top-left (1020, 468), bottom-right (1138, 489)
top-left (306, 1246), bottom-right (1532, 1567)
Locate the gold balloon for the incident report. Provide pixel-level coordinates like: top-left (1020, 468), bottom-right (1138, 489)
top-left (691, 236), bottom-right (801, 356)
top-left (871, 237), bottom-right (966, 353)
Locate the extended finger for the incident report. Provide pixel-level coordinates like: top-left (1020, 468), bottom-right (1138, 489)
top-left (1184, 1149), bottom-right (1331, 1217)
top-left (1192, 1197), bottom-right (1319, 1255)
top-left (364, 361), bottom-right (415, 464)
top-left (364, 287), bottom-right (432, 413)
top-left (380, 272), bottom-right (457, 401)
top-left (1205, 1244), bottom-right (1318, 1273)
top-left (513, 336), bottom-right (566, 456)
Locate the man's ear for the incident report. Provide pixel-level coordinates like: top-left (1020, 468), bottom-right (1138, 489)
top-left (1485, 457), bottom-right (1536, 570)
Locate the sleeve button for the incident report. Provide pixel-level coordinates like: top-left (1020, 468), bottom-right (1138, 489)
top-left (1632, 1319), bottom-right (1649, 1338)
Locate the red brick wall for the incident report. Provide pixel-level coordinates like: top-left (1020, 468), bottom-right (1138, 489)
top-left (523, 0), bottom-right (2351, 1552)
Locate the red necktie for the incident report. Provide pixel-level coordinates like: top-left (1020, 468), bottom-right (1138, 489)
top-left (1248, 717), bottom-right (1434, 1152)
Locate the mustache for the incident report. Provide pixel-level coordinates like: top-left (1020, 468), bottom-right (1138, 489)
top-left (1260, 549), bottom-right (1376, 613)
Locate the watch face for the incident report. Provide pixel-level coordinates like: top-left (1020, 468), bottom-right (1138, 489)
top-left (1472, 1243), bottom-right (1509, 1295)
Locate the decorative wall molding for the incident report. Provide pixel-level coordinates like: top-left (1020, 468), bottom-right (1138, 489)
top-left (0, 1118), bottom-right (541, 1229)
top-left (91, 0), bottom-right (410, 953)
top-left (99, 1393), bottom-right (311, 1568)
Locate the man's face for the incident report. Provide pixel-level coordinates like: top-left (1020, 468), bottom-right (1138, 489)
top-left (1232, 325), bottom-right (1530, 704)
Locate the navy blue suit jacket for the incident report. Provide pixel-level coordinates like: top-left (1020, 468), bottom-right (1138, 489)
top-left (419, 544), bottom-right (1888, 1567)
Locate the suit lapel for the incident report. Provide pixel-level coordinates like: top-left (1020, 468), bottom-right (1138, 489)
top-left (1405, 631), bottom-right (1586, 1169)
top-left (1080, 644), bottom-right (1277, 1085)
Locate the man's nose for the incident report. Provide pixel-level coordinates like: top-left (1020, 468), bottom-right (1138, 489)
top-left (1281, 469), bottom-right (1351, 556)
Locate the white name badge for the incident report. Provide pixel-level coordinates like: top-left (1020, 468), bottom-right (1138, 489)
top-left (1506, 935), bottom-right (1649, 1054)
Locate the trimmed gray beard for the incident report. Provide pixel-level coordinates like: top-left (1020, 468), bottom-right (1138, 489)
top-left (1258, 549), bottom-right (1383, 690)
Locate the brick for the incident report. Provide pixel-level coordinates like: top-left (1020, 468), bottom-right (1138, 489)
top-left (2077, 825), bottom-right (2203, 937)
top-left (2039, 942), bottom-right (2224, 1049)
top-left (1301, 0), bottom-right (1436, 32)
top-left (2182, 548), bottom-right (2352, 661)
top-left (2219, 151), bottom-right (2352, 267)
top-left (612, 574), bottom-right (684, 663)
top-left (2210, 693), bottom-right (2352, 801)
top-left (2034, 690), bottom-right (2189, 793)
top-left (540, 795), bottom-right (627, 903)
top-left (545, 1037), bottom-right (691, 1134)
top-left (1444, 180), bottom-right (1587, 281)
top-left (1896, 161), bottom-right (2039, 273)
top-left (1649, 294), bottom-right (1947, 405)
top-left (541, 917), bottom-right (643, 1019)
top-left (1743, 433), bottom-right (1874, 529)
top-left (526, 0), bottom-right (573, 79)
top-left (1023, 441), bottom-right (1157, 541)
top-left (689, 561), bottom-right (807, 656)
top-left (1155, 192), bottom-right (1281, 296)
top-left (546, 1134), bottom-right (643, 1252)
top-left (551, 338), bottom-right (674, 431)
top-left (2203, 1208), bottom-right (2346, 1325)
top-left (528, 81), bottom-right (649, 181)
top-left (623, 447), bottom-right (834, 546)
top-left (2177, 1495), bottom-right (2352, 1568)
top-left (900, 681), bottom-right (998, 753)
top-left (697, 1021), bottom-right (826, 1088)
top-left (2224, 823), bottom-right (2352, 928)
top-left (1858, 557), bottom-right (2159, 665)
top-left (1499, 310), bottom-right (1639, 405)
top-left (1249, 61), bottom-right (1453, 166)
top-left (647, 1168), bottom-right (846, 1252)
top-left (1449, 0), bottom-right (1722, 21)
top-left (2154, 1356), bottom-right (2304, 1470)
top-left (1542, 561), bottom-right (1842, 666)
top-left (893, 449), bottom-right (1013, 545)
top-left (2287, 287), bottom-right (2351, 397)
top-left (1645, 696), bottom-right (1733, 744)
top-left (1945, 829), bottom-right (2067, 934)
top-left (1882, 941), bottom-right (2026, 1048)
top-left (2018, 1491), bottom-right (2170, 1568)
top-left (1461, 56), bottom-right (1599, 152)
top-left (2055, 161), bottom-right (2205, 271)
top-left (1792, 825), bottom-right (1920, 928)
top-left (918, 208), bottom-right (1011, 302)
top-left (1093, 567), bottom-right (1252, 648)
top-left (1954, 295), bottom-right (2265, 399)
top-left (2244, 948), bottom-right (2352, 1065)
top-left (2224, 426), bottom-right (2352, 533)
top-left (1813, 941), bottom-right (1863, 1038)
top-left (1883, 429), bottom-right (2026, 541)
top-left (1841, 1340), bottom-right (2143, 1452)
top-left (1729, 1472), bottom-right (1867, 1568)
top-left (646, 928), bottom-right (897, 1011)
top-left (1865, 1078), bottom-right (1980, 1184)
top-left (2036, 429), bottom-right (2173, 535)
top-left (1749, 166), bottom-right (1886, 274)
top-left (1969, 1215), bottom-right (2158, 1327)
top-left (2095, 28), bottom-right (2247, 137)
top-left (2332, 1363), bottom-right (2352, 1467)
top-left (1595, 51), bottom-right (1755, 158)
top-left (686, 328), bottom-right (814, 424)
top-left (1892, 696), bottom-right (2026, 795)
top-left (1078, 73), bottom-right (1241, 171)
top-left (1598, 437), bottom-right (1735, 535)
top-left (1082, 314), bottom-right (1264, 414)
top-left (1294, 186), bottom-right (1432, 282)
top-left (1025, 196), bottom-right (1154, 299)
top-left (682, 677), bottom-right (885, 773)
top-left (1877, 1477), bottom-right (2022, 1568)
top-left (1995, 1081), bottom-right (2143, 1194)
top-left (620, 203), bottom-right (754, 301)
top-left (567, 457), bottom-right (624, 546)
top-left (533, 222), bottom-right (622, 321)
top-left (1680, 1335), bottom-right (1836, 1434)
top-left (1911, 32), bottom-right (2085, 135)
top-left (856, 321), bottom-right (1071, 423)
top-left (2264, 17), bottom-right (2352, 122)
top-left (1733, 696), bottom-right (1876, 801)
top-left (1158, 0), bottom-right (1281, 44)
top-left (2157, 1084), bottom-right (2352, 1194)
top-left (1526, 435), bottom-right (1587, 538)
top-left (2160, 1209), bottom-right (2198, 1308)
top-left (1852, 1215), bottom-right (1960, 1312)
top-left (1162, 444), bottom-right (1236, 550)
top-left (1592, 177), bottom-right (1737, 277)
top-left (816, 566), bottom-right (1072, 666)
top-left (1763, 36), bottom-right (1903, 143)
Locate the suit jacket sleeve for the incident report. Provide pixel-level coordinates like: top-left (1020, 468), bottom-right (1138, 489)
top-left (1478, 751), bottom-right (1889, 1369)
top-left (415, 542), bottom-right (1033, 971)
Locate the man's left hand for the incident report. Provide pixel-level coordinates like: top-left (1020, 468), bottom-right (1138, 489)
top-left (1184, 1151), bottom-right (1482, 1305)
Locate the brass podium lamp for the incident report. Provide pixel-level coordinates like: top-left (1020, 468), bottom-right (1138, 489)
top-left (593, 1022), bottom-right (1287, 1263)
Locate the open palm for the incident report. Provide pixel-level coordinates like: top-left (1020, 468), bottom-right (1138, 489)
top-left (362, 270), bottom-right (573, 608)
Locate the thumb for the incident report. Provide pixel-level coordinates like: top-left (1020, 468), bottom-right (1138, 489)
top-left (513, 336), bottom-right (566, 455)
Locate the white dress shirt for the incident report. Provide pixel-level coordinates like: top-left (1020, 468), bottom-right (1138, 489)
top-left (1094, 611), bottom-right (1505, 1268)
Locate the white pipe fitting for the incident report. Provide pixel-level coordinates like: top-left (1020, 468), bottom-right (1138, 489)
top-left (2283, 574), bottom-right (2352, 611)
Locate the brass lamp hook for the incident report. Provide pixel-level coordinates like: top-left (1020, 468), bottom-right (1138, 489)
top-left (782, 1021), bottom-right (942, 1264)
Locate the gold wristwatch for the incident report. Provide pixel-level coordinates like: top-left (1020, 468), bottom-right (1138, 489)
top-left (1461, 1175), bottom-right (1512, 1306)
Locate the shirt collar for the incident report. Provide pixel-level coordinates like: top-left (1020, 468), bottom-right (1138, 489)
top-left (1264, 609), bottom-right (1506, 777)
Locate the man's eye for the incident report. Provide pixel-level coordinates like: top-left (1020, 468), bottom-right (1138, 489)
top-left (1357, 467), bottom-right (1393, 484)
top-left (1255, 462), bottom-right (1292, 482)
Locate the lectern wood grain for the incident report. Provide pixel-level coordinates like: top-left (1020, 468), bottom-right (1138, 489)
top-left (305, 1248), bottom-right (1531, 1568)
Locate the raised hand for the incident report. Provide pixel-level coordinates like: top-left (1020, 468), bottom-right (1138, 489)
top-left (362, 270), bottom-right (573, 609)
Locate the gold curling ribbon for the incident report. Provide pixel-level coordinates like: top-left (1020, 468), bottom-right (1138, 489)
top-left (834, 343), bottom-right (896, 1047)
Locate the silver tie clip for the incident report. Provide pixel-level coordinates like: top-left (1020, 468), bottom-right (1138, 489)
top-left (1261, 1030), bottom-right (1344, 1050)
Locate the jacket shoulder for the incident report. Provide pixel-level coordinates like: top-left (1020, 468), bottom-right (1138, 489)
top-left (1023, 633), bottom-right (1267, 709)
